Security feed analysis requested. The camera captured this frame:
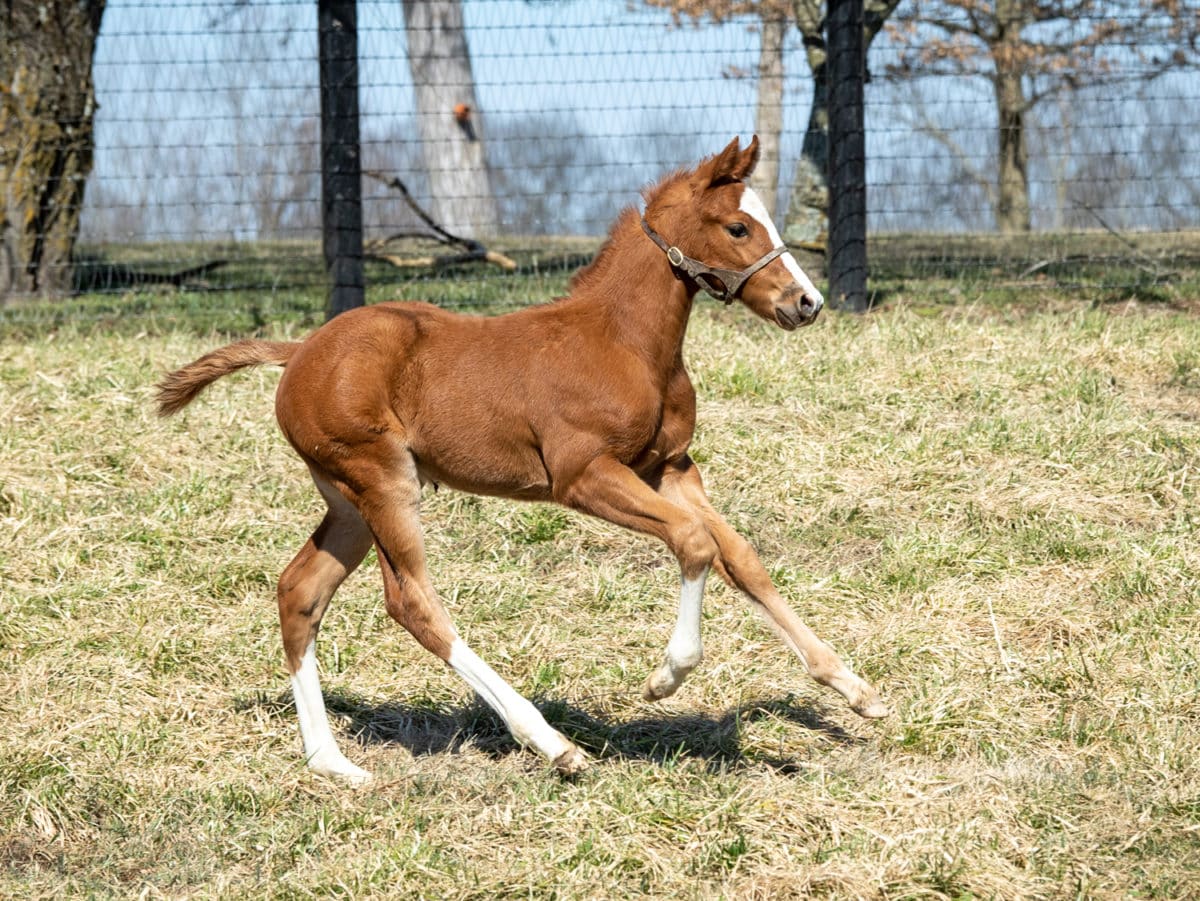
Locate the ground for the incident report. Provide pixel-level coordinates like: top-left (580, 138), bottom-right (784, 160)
top-left (1, 261), bottom-right (1199, 898)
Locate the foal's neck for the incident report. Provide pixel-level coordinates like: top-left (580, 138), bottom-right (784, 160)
top-left (573, 210), bottom-right (697, 376)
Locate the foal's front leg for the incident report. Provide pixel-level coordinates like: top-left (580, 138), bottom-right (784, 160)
top-left (642, 567), bottom-right (708, 701)
top-left (557, 455), bottom-right (719, 701)
top-left (656, 456), bottom-right (890, 718)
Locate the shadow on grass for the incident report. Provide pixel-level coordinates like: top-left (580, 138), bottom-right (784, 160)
top-left (237, 689), bottom-right (862, 774)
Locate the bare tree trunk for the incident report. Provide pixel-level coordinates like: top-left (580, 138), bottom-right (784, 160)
top-left (401, 0), bottom-right (499, 238)
top-left (0, 0), bottom-right (106, 299)
top-left (1051, 92), bottom-right (1073, 230)
top-left (749, 13), bottom-right (787, 220)
top-left (993, 70), bottom-right (1031, 232)
top-left (993, 0), bottom-right (1031, 232)
top-left (783, 0), bottom-right (899, 244)
top-left (783, 0), bottom-right (828, 244)
top-left (784, 73), bottom-right (829, 244)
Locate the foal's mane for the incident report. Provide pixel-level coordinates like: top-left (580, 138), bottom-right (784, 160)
top-left (568, 168), bottom-right (690, 295)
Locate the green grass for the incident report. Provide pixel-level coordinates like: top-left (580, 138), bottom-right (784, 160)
top-left (2, 273), bottom-right (1200, 897)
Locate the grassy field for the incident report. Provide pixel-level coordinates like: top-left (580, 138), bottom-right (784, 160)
top-left (2, 276), bottom-right (1199, 898)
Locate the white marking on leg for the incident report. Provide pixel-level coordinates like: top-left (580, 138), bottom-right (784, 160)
top-left (739, 187), bottom-right (824, 310)
top-left (291, 642), bottom-right (371, 784)
top-left (645, 571), bottom-right (707, 700)
top-left (447, 638), bottom-right (587, 772)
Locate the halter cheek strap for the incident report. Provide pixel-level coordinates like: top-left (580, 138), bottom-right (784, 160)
top-left (640, 218), bottom-right (788, 305)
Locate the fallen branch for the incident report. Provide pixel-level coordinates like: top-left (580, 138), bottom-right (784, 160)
top-left (1073, 202), bottom-right (1177, 280)
top-left (787, 239), bottom-right (826, 254)
top-left (369, 250), bottom-right (519, 271)
top-left (73, 258), bottom-right (227, 293)
top-left (364, 170), bottom-right (516, 272)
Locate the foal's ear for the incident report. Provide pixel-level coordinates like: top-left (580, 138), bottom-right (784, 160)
top-left (702, 135), bottom-right (761, 187)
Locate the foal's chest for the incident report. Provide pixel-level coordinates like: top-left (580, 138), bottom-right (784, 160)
top-left (629, 370), bottom-right (697, 475)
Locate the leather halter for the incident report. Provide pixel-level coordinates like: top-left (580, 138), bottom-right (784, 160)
top-left (640, 218), bottom-right (788, 305)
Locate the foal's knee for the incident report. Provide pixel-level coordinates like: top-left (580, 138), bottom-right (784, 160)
top-left (673, 518), bottom-right (717, 578)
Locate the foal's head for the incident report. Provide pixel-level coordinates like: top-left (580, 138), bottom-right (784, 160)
top-left (643, 136), bottom-right (824, 329)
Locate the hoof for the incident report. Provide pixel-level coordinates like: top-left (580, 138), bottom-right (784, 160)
top-left (851, 693), bottom-right (891, 719)
top-left (642, 669), bottom-right (680, 702)
top-left (308, 752), bottom-right (374, 786)
top-left (643, 658), bottom-right (695, 702)
top-left (552, 744), bottom-right (590, 777)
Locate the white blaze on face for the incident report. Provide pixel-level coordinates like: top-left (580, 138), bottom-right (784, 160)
top-left (738, 187), bottom-right (824, 308)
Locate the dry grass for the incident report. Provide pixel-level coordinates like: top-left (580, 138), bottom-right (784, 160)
top-left (2, 299), bottom-right (1199, 899)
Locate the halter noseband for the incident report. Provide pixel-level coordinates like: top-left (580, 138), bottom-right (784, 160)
top-left (640, 218), bottom-right (788, 305)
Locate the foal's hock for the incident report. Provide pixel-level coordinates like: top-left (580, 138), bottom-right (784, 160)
top-left (157, 136), bottom-right (888, 783)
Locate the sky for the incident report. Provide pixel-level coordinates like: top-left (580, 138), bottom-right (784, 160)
top-left (82, 0), bottom-right (1200, 242)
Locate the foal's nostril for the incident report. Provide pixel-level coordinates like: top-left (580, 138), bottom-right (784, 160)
top-left (799, 293), bottom-right (823, 317)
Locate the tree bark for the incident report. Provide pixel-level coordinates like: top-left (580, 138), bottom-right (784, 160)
top-left (0, 0), bottom-right (106, 299)
top-left (993, 0), bottom-right (1031, 232)
top-left (784, 72), bottom-right (830, 244)
top-left (319, 0), bottom-right (365, 318)
top-left (401, 0), bottom-right (499, 238)
top-left (749, 13), bottom-right (787, 220)
top-left (826, 0), bottom-right (867, 311)
top-left (993, 69), bottom-right (1030, 232)
top-left (783, 0), bottom-right (827, 244)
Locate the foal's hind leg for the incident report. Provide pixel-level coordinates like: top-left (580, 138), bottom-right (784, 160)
top-left (278, 474), bottom-right (374, 783)
top-left (356, 458), bottom-right (588, 775)
top-left (655, 456), bottom-right (889, 718)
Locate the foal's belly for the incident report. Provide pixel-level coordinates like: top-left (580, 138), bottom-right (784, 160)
top-left (412, 453), bottom-right (553, 502)
top-left (406, 417), bottom-right (553, 502)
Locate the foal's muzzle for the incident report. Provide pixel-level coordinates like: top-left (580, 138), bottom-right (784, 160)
top-left (774, 289), bottom-right (823, 331)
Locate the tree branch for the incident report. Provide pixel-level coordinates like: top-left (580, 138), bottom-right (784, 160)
top-left (363, 170), bottom-right (516, 271)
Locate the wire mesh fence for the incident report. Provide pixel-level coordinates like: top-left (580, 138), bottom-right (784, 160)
top-left (3, 0), bottom-right (1198, 329)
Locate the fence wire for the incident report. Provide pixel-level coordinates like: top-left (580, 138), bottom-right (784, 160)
top-left (4, 0), bottom-right (1199, 326)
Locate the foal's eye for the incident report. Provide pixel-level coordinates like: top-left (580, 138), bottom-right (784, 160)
top-left (725, 223), bottom-right (749, 239)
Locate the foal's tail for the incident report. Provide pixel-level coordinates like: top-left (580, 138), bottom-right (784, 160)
top-left (156, 339), bottom-right (301, 417)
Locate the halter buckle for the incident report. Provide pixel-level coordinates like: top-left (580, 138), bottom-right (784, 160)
top-left (666, 246), bottom-right (685, 268)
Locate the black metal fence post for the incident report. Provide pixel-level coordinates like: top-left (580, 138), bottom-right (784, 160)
top-left (318, 0), bottom-right (364, 319)
top-left (826, 0), bottom-right (869, 312)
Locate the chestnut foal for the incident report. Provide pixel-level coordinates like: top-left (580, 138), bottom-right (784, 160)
top-left (158, 136), bottom-right (888, 783)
